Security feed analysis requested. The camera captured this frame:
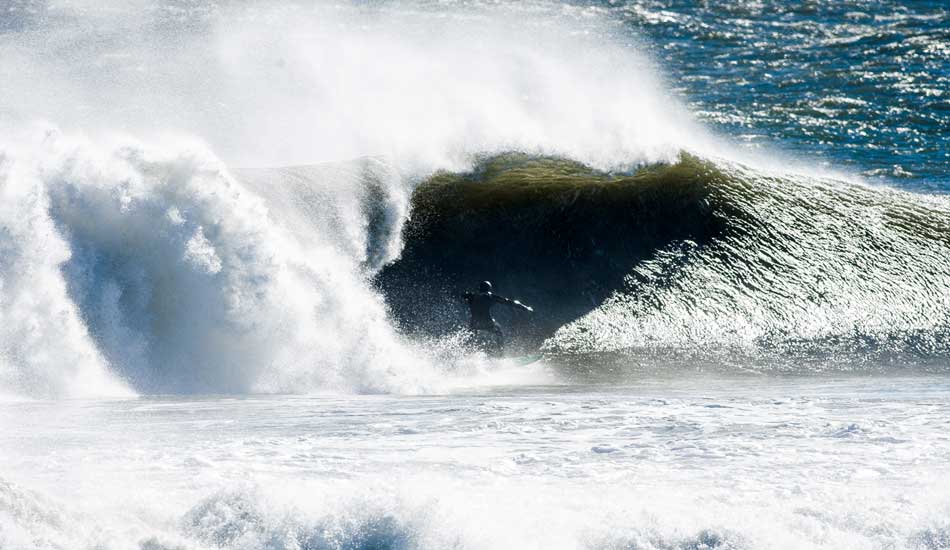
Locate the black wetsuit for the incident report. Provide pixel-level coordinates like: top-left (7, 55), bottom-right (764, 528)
top-left (462, 291), bottom-right (519, 345)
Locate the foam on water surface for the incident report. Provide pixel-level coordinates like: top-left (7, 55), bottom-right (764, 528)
top-left (2, 378), bottom-right (949, 549)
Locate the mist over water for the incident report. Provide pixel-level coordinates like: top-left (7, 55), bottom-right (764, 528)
top-left (0, 1), bottom-right (709, 171)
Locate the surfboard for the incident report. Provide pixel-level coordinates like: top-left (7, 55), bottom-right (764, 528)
top-left (510, 354), bottom-right (542, 366)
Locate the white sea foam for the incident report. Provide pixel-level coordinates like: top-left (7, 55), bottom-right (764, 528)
top-left (0, 139), bottom-right (132, 399)
top-left (0, 130), bottom-right (437, 397)
top-left (2, 381), bottom-right (950, 549)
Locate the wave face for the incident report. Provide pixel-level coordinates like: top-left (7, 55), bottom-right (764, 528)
top-left (375, 154), bottom-right (726, 348)
top-left (550, 158), bottom-right (950, 361)
top-left (379, 153), bottom-right (950, 366)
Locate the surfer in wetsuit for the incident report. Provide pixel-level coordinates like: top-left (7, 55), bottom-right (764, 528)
top-left (462, 281), bottom-right (533, 352)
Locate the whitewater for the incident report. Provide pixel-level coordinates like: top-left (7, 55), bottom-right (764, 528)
top-left (1, 1), bottom-right (949, 548)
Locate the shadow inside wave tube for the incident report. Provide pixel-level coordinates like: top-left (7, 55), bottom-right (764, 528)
top-left (373, 152), bottom-right (728, 352)
top-left (376, 151), bottom-right (950, 365)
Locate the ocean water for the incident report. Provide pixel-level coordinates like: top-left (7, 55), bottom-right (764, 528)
top-left (1, 1), bottom-right (948, 549)
top-left (625, 0), bottom-right (950, 191)
top-left (3, 376), bottom-right (950, 548)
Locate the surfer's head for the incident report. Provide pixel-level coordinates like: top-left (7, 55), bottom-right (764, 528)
top-left (479, 280), bottom-right (493, 293)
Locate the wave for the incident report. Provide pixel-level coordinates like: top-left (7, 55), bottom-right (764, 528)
top-left (3, 141), bottom-right (948, 399)
top-left (377, 153), bottom-right (950, 364)
top-left (4, 136), bottom-right (947, 400)
top-left (0, 141), bottom-right (131, 399)
top-left (4, 474), bottom-right (950, 550)
top-left (0, 0), bottom-right (714, 398)
top-left (0, 131), bottom-right (435, 398)
top-left (1, 1), bottom-right (948, 398)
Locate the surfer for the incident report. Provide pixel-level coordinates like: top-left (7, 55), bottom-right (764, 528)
top-left (462, 281), bottom-right (533, 352)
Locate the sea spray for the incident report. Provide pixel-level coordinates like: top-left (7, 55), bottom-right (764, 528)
top-left (0, 141), bottom-right (131, 399)
top-left (0, 2), bottom-right (710, 172)
top-left (0, 131), bottom-right (435, 397)
top-left (0, 1), bottom-right (716, 398)
top-left (235, 158), bottom-right (410, 274)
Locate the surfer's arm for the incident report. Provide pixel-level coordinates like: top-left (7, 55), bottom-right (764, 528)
top-left (494, 295), bottom-right (534, 312)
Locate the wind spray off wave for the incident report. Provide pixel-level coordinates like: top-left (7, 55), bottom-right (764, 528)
top-left (0, 1), bottom-right (711, 171)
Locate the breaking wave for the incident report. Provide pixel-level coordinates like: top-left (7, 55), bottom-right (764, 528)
top-left (551, 156), bottom-right (950, 360)
top-left (1, 0), bottom-right (947, 398)
top-left (0, 132), bottom-right (434, 398)
top-left (378, 153), bottom-right (950, 367)
top-left (4, 475), bottom-right (950, 550)
top-left (0, 0), bottom-right (708, 398)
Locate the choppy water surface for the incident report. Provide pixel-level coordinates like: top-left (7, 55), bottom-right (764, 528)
top-left (620, 0), bottom-right (950, 190)
top-left (3, 375), bottom-right (950, 549)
